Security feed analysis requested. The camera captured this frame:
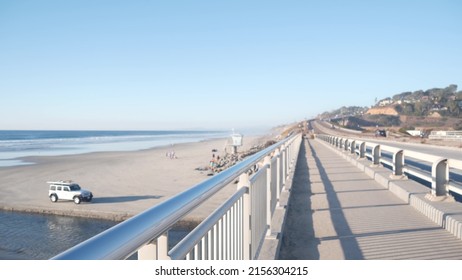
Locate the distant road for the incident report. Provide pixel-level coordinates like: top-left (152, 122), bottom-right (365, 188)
top-left (311, 120), bottom-right (462, 159)
top-left (367, 139), bottom-right (462, 159)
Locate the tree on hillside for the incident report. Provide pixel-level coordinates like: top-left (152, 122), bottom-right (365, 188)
top-left (448, 100), bottom-right (459, 116)
top-left (414, 101), bottom-right (431, 116)
top-left (447, 84), bottom-right (458, 94)
top-left (396, 103), bottom-right (414, 115)
top-left (392, 91), bottom-right (412, 101)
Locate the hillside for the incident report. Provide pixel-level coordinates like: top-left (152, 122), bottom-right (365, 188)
top-left (318, 84), bottom-right (462, 131)
top-left (378, 84), bottom-right (462, 118)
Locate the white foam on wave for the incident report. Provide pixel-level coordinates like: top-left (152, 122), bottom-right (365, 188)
top-left (0, 131), bottom-right (228, 167)
top-left (0, 159), bottom-right (35, 167)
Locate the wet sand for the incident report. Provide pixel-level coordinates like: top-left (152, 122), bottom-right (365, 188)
top-left (0, 136), bottom-right (267, 225)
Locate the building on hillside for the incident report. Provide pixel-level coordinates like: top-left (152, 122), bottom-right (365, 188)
top-left (377, 98), bottom-right (392, 107)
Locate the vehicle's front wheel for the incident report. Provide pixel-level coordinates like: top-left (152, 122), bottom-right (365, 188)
top-left (50, 194), bottom-right (58, 203)
top-left (73, 196), bottom-right (81, 204)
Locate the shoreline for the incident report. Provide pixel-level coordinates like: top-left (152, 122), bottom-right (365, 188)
top-left (15, 137), bottom-right (227, 165)
top-left (0, 133), bottom-right (230, 168)
top-left (0, 134), bottom-right (272, 227)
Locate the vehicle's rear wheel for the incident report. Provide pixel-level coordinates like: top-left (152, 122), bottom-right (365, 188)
top-left (73, 196), bottom-right (81, 204)
top-left (50, 194), bottom-right (58, 202)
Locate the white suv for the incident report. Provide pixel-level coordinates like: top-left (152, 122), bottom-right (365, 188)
top-left (48, 181), bottom-right (93, 204)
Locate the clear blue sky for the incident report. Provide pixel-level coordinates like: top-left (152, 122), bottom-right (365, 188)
top-left (1, 0), bottom-right (461, 131)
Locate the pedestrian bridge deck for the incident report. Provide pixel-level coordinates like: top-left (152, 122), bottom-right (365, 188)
top-left (279, 138), bottom-right (462, 260)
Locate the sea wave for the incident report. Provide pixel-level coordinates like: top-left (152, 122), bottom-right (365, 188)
top-left (0, 130), bottom-right (227, 165)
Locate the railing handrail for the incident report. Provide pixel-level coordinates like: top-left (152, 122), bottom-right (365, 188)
top-left (429, 130), bottom-right (462, 140)
top-left (52, 134), bottom-right (298, 260)
top-left (319, 134), bottom-right (458, 165)
top-left (316, 134), bottom-right (462, 198)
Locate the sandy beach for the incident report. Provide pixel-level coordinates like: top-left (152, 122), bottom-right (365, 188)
top-left (0, 135), bottom-right (270, 226)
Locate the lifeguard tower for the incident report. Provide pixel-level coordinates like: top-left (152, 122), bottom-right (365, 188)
top-left (228, 131), bottom-right (243, 154)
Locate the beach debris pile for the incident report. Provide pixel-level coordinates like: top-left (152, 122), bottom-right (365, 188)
top-left (195, 140), bottom-right (278, 176)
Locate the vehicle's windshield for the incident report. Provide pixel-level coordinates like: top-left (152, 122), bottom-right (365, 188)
top-left (69, 184), bottom-right (81, 191)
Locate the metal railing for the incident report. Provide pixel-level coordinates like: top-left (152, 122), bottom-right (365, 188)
top-left (429, 130), bottom-right (462, 140)
top-left (317, 134), bottom-right (462, 199)
top-left (52, 133), bottom-right (302, 260)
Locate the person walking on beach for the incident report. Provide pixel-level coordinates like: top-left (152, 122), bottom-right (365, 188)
top-left (209, 154), bottom-right (216, 171)
top-left (166, 150), bottom-right (176, 159)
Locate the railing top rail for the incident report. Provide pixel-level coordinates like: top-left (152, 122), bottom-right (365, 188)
top-left (431, 130), bottom-right (462, 135)
top-left (449, 159), bottom-right (462, 170)
top-left (52, 133), bottom-right (300, 260)
top-left (367, 142), bottom-right (381, 149)
top-left (361, 141), bottom-right (400, 154)
top-left (404, 150), bottom-right (445, 163)
top-left (318, 133), bottom-right (454, 163)
top-left (377, 145), bottom-right (402, 154)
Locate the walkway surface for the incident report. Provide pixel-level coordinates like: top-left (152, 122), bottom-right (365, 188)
top-left (279, 138), bottom-right (462, 260)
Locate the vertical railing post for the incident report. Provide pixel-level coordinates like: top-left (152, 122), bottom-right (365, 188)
top-left (237, 173), bottom-right (251, 259)
top-left (281, 145), bottom-right (287, 187)
top-left (287, 141), bottom-right (292, 172)
top-left (137, 242), bottom-right (157, 260)
top-left (157, 234), bottom-right (170, 260)
top-left (274, 148), bottom-right (281, 203)
top-left (138, 233), bottom-right (170, 260)
top-left (264, 156), bottom-right (272, 236)
top-left (286, 143), bottom-right (290, 180)
top-left (373, 145), bottom-right (381, 165)
top-left (344, 139), bottom-right (349, 151)
top-left (393, 150), bottom-right (404, 176)
top-left (350, 140), bottom-right (356, 154)
top-left (432, 159), bottom-right (449, 197)
top-left (359, 142), bottom-right (365, 159)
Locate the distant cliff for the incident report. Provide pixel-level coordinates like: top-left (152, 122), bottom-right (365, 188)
top-left (366, 106), bottom-right (399, 116)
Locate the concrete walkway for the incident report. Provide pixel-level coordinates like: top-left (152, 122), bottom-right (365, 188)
top-left (279, 138), bottom-right (462, 260)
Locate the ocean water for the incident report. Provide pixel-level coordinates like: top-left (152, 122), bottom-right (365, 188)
top-left (0, 130), bottom-right (227, 167)
top-left (0, 210), bottom-right (190, 260)
top-left (0, 210), bottom-right (118, 260)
